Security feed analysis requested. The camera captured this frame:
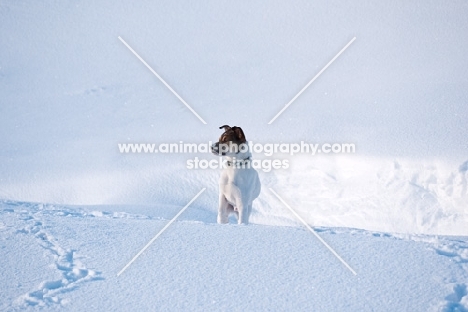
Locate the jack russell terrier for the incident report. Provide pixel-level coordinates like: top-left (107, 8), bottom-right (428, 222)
top-left (211, 125), bottom-right (261, 225)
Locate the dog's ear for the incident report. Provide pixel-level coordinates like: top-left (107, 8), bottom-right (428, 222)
top-left (218, 125), bottom-right (232, 143)
top-left (231, 126), bottom-right (246, 143)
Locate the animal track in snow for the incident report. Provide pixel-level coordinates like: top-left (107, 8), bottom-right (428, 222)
top-left (11, 204), bottom-right (105, 308)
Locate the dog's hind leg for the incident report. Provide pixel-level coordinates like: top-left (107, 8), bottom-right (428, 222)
top-left (217, 195), bottom-right (230, 224)
top-left (247, 203), bottom-right (252, 222)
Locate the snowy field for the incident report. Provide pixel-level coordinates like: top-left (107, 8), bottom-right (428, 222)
top-left (1, 201), bottom-right (468, 311)
top-left (1, 1), bottom-right (467, 311)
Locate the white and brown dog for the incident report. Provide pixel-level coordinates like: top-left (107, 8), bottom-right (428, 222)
top-left (211, 125), bottom-right (261, 225)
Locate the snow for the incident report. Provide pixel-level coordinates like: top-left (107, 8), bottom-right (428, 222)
top-left (2, 202), bottom-right (468, 311)
top-left (1, 0), bottom-right (468, 310)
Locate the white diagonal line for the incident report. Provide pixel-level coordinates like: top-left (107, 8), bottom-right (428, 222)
top-left (117, 188), bottom-right (206, 276)
top-left (269, 188), bottom-right (357, 275)
top-left (118, 36), bottom-right (207, 125)
top-left (268, 37), bottom-right (356, 124)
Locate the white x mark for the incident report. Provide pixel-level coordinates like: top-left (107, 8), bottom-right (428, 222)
top-left (118, 36), bottom-right (207, 124)
top-left (117, 188), bottom-right (206, 276)
top-left (269, 188), bottom-right (357, 275)
top-left (268, 37), bottom-right (356, 124)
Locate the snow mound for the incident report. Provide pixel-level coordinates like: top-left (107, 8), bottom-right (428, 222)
top-left (253, 156), bottom-right (468, 235)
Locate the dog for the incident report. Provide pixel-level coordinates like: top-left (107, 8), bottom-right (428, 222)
top-left (211, 125), bottom-right (261, 225)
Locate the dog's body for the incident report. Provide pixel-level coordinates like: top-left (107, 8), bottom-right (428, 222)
top-left (212, 125), bottom-right (261, 225)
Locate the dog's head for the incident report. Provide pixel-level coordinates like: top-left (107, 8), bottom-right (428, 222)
top-left (211, 125), bottom-right (247, 156)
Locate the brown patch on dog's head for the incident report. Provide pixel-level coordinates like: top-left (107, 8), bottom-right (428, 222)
top-left (218, 125), bottom-right (246, 143)
top-left (211, 125), bottom-right (247, 156)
